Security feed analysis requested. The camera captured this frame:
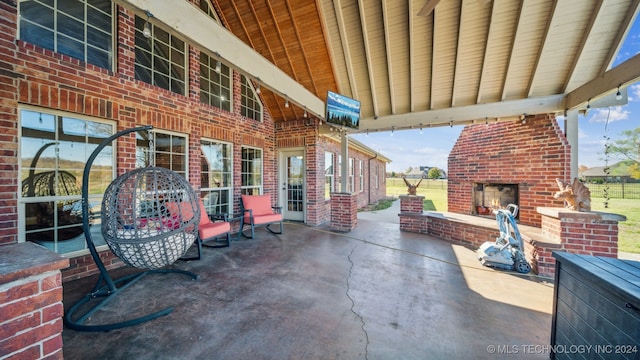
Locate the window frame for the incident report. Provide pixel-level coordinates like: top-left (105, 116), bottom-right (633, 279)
top-left (349, 158), bottom-right (355, 193)
top-left (359, 160), bottom-right (364, 193)
top-left (18, 106), bottom-right (116, 256)
top-left (134, 14), bottom-right (187, 95)
top-left (199, 51), bottom-right (232, 111)
top-left (241, 146), bottom-right (263, 195)
top-left (200, 138), bottom-right (233, 215)
top-left (324, 152), bottom-right (334, 200)
top-left (240, 75), bottom-right (263, 121)
top-left (135, 129), bottom-right (188, 179)
top-left (18, 0), bottom-right (115, 70)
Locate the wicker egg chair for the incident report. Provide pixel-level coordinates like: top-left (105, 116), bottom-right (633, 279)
top-left (65, 126), bottom-right (200, 332)
top-left (101, 166), bottom-right (199, 269)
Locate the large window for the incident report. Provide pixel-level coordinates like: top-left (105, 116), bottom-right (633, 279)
top-left (241, 147), bottom-right (262, 195)
top-left (200, 52), bottom-right (231, 111)
top-left (135, 15), bottom-right (186, 95)
top-left (240, 75), bottom-right (262, 121)
top-left (375, 164), bottom-right (380, 189)
top-left (349, 158), bottom-right (354, 193)
top-left (324, 152), bottom-right (334, 200)
top-left (201, 139), bottom-right (232, 215)
top-left (19, 109), bottom-right (115, 254)
top-left (19, 0), bottom-right (114, 69)
top-left (136, 130), bottom-right (187, 178)
top-left (359, 160), bottom-right (364, 192)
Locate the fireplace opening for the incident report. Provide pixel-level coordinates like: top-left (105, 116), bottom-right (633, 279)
top-left (473, 183), bottom-right (519, 217)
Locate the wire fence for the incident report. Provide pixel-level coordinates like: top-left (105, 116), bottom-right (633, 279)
top-left (585, 183), bottom-right (640, 199)
top-left (386, 178), bottom-right (640, 199)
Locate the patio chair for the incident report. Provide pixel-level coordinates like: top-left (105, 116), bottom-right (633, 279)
top-left (166, 199), bottom-right (231, 261)
top-left (240, 194), bottom-right (283, 238)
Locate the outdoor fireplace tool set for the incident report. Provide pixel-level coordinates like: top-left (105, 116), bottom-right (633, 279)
top-left (64, 126), bottom-right (200, 332)
top-left (476, 204), bottom-right (531, 274)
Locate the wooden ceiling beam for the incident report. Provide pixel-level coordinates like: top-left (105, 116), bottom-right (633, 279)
top-left (382, 0), bottom-right (395, 114)
top-left (562, 0), bottom-right (604, 94)
top-left (566, 53), bottom-right (640, 110)
top-left (500, 0), bottom-right (524, 101)
top-left (526, 0), bottom-right (559, 98)
top-left (333, 0), bottom-right (359, 99)
top-left (450, 0), bottom-right (465, 107)
top-left (285, 0), bottom-right (319, 95)
top-left (119, 0), bottom-right (325, 118)
top-left (417, 0), bottom-right (442, 17)
top-left (358, 1), bottom-right (379, 117)
top-left (408, 0), bottom-right (415, 112)
top-left (600, 0), bottom-right (640, 73)
top-left (476, 0), bottom-right (496, 104)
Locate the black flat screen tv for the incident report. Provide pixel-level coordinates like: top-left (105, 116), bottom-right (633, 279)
top-left (326, 91), bottom-right (360, 130)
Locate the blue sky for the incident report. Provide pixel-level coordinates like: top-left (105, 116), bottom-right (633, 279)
top-left (352, 18), bottom-right (640, 174)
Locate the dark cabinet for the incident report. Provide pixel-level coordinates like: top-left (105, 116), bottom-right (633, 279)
top-left (551, 252), bottom-right (640, 359)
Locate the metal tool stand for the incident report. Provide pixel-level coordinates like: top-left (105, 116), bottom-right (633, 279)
top-left (64, 126), bottom-right (198, 332)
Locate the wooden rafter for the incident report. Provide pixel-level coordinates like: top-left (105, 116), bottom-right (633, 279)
top-left (526, 0), bottom-right (559, 98)
top-left (333, 0), bottom-right (359, 99)
top-left (476, 0), bottom-right (496, 104)
top-left (382, 0), bottom-right (395, 114)
top-left (562, 0), bottom-right (604, 94)
top-left (358, 1), bottom-right (379, 117)
top-left (451, 0), bottom-right (465, 107)
top-left (600, 0), bottom-right (640, 74)
top-left (500, 0), bottom-right (524, 101)
top-left (284, 0), bottom-right (319, 94)
top-left (408, 0), bottom-right (415, 112)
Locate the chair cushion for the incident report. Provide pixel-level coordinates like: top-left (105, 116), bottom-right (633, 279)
top-left (241, 195), bottom-right (274, 216)
top-left (251, 213), bottom-right (283, 225)
top-left (199, 221), bottom-right (231, 240)
top-left (198, 201), bottom-right (211, 225)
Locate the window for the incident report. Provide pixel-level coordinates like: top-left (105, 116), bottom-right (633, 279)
top-left (200, 52), bottom-right (231, 111)
top-left (136, 130), bottom-right (187, 178)
top-left (324, 152), bottom-right (334, 200)
top-left (359, 160), bottom-right (364, 192)
top-left (19, 108), bottom-right (115, 254)
top-left (349, 158), bottom-right (354, 193)
top-left (241, 147), bottom-right (262, 195)
top-left (135, 15), bottom-right (186, 95)
top-left (200, 139), bottom-right (232, 215)
top-left (199, 0), bottom-right (221, 22)
top-left (240, 75), bottom-right (262, 121)
top-left (19, 0), bottom-right (114, 69)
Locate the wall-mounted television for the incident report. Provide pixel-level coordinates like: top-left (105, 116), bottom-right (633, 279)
top-left (326, 91), bottom-right (360, 130)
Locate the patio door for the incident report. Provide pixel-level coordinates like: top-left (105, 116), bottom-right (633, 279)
top-left (278, 149), bottom-right (305, 221)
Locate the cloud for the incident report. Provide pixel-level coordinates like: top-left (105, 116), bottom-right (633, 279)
top-left (587, 106), bottom-right (630, 124)
top-left (629, 83), bottom-right (640, 102)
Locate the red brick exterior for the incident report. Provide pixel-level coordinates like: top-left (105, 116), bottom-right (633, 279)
top-left (0, 1), bottom-right (387, 281)
top-left (0, 243), bottom-right (68, 360)
top-left (448, 114), bottom-right (570, 226)
top-left (330, 192), bottom-right (358, 231)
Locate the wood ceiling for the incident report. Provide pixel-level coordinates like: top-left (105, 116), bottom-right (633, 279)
top-left (209, 0), bottom-right (640, 132)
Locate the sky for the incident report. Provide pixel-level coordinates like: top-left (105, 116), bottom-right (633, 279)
top-left (352, 17), bottom-right (640, 174)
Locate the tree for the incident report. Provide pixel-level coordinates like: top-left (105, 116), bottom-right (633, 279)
top-left (427, 167), bottom-right (442, 179)
top-left (608, 127), bottom-right (640, 179)
top-left (405, 166), bottom-right (413, 174)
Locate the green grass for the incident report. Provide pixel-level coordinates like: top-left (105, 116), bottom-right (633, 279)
top-left (385, 178), bottom-right (640, 254)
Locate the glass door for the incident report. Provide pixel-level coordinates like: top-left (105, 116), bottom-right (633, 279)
top-left (279, 150), bottom-right (305, 221)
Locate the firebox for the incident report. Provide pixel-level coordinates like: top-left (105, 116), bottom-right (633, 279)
top-left (473, 183), bottom-right (519, 217)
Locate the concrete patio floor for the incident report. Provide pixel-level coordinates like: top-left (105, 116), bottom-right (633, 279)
top-left (62, 204), bottom-right (554, 359)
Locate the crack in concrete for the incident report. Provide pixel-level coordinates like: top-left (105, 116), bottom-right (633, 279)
top-left (346, 246), bottom-right (369, 360)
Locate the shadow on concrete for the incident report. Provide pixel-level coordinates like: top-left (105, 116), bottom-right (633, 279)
top-left (62, 219), bottom-right (553, 360)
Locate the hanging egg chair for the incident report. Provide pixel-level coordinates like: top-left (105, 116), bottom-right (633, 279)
top-left (101, 166), bottom-right (199, 270)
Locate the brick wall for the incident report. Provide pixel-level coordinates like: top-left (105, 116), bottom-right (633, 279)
top-left (330, 192), bottom-right (358, 232)
top-left (0, 3), bottom-right (277, 280)
top-left (0, 243), bottom-right (68, 360)
top-left (448, 114), bottom-right (570, 226)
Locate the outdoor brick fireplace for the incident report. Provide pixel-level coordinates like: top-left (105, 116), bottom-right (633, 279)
top-left (448, 114), bottom-right (570, 226)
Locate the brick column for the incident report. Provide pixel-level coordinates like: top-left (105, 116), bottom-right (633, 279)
top-left (330, 192), bottom-right (358, 232)
top-left (399, 195), bottom-right (427, 232)
top-left (537, 207), bottom-right (625, 261)
top-left (0, 242), bottom-right (69, 359)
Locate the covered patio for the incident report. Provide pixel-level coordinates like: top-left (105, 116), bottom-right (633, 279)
top-left (62, 207), bottom-right (553, 359)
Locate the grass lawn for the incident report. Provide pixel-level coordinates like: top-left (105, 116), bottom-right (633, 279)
top-left (385, 178), bottom-right (640, 254)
